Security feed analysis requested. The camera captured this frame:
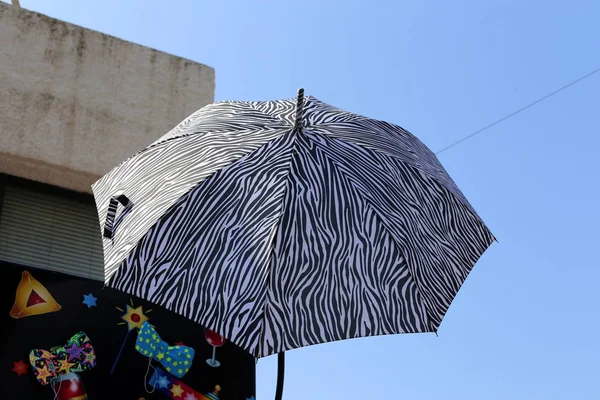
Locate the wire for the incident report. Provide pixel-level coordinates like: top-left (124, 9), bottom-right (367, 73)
top-left (435, 65), bottom-right (600, 155)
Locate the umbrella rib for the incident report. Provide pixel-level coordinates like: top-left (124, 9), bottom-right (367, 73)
top-left (313, 134), bottom-right (494, 332)
top-left (308, 125), bottom-right (490, 231)
top-left (349, 187), bottom-right (438, 334)
top-left (228, 99), bottom-right (298, 126)
top-left (304, 136), bottom-right (439, 334)
top-left (242, 99), bottom-right (300, 128)
top-left (97, 100), bottom-right (293, 177)
top-left (256, 128), bottom-right (302, 357)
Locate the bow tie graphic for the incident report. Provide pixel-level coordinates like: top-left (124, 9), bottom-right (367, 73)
top-left (136, 321), bottom-right (194, 378)
top-left (29, 332), bottom-right (96, 385)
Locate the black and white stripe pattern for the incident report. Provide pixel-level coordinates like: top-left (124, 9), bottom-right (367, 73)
top-left (102, 192), bottom-right (132, 239)
top-left (92, 94), bottom-right (495, 358)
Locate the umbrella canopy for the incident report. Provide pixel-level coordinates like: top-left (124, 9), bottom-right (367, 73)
top-left (92, 89), bottom-right (495, 359)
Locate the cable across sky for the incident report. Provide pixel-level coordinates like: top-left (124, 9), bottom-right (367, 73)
top-left (436, 65), bottom-right (600, 155)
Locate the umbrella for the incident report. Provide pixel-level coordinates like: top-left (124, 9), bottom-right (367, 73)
top-left (92, 89), bottom-right (495, 398)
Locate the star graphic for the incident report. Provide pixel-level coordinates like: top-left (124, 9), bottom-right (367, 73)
top-left (82, 293), bottom-right (98, 308)
top-left (120, 304), bottom-right (149, 331)
top-left (157, 375), bottom-right (169, 389)
top-left (157, 352), bottom-right (165, 360)
top-left (83, 350), bottom-right (96, 366)
top-left (12, 360), bottom-right (28, 376)
top-left (171, 384), bottom-right (184, 397)
top-left (65, 344), bottom-right (84, 361)
top-left (35, 365), bottom-right (53, 385)
top-left (39, 350), bottom-right (55, 360)
top-left (184, 393), bottom-right (198, 400)
top-left (55, 357), bottom-right (76, 373)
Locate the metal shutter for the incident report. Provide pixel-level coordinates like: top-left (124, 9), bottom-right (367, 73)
top-left (0, 184), bottom-right (105, 281)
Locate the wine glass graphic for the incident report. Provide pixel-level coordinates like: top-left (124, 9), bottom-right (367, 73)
top-left (204, 328), bottom-right (226, 368)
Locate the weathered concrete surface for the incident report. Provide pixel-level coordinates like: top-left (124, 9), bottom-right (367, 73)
top-left (0, 2), bottom-right (215, 193)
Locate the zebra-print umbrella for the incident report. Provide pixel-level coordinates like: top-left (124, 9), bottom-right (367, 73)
top-left (92, 89), bottom-right (495, 361)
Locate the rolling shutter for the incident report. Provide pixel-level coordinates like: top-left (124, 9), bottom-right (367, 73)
top-left (0, 183), bottom-right (105, 281)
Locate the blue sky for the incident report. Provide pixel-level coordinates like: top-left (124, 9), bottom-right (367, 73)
top-left (13, 0), bottom-right (600, 398)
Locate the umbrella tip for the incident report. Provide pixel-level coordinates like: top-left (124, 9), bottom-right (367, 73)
top-left (294, 88), bottom-right (305, 128)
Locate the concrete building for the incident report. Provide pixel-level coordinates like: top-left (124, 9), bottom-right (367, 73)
top-left (0, 2), bottom-right (215, 280)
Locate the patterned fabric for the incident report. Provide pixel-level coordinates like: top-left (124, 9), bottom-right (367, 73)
top-left (29, 332), bottom-right (96, 385)
top-left (92, 92), bottom-right (495, 358)
top-left (136, 321), bottom-right (194, 378)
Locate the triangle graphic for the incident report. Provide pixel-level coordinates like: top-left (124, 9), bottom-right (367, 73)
top-left (10, 271), bottom-right (61, 319)
top-left (26, 290), bottom-right (47, 307)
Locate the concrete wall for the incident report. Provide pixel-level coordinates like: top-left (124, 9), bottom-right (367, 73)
top-left (0, 2), bottom-right (215, 193)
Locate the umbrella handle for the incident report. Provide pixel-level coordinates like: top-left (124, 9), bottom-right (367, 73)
top-left (103, 192), bottom-right (133, 239)
top-left (274, 352), bottom-right (285, 400)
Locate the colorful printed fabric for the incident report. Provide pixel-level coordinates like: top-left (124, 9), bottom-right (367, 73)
top-left (29, 332), bottom-right (96, 385)
top-left (136, 321), bottom-right (194, 378)
top-left (148, 366), bottom-right (220, 400)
